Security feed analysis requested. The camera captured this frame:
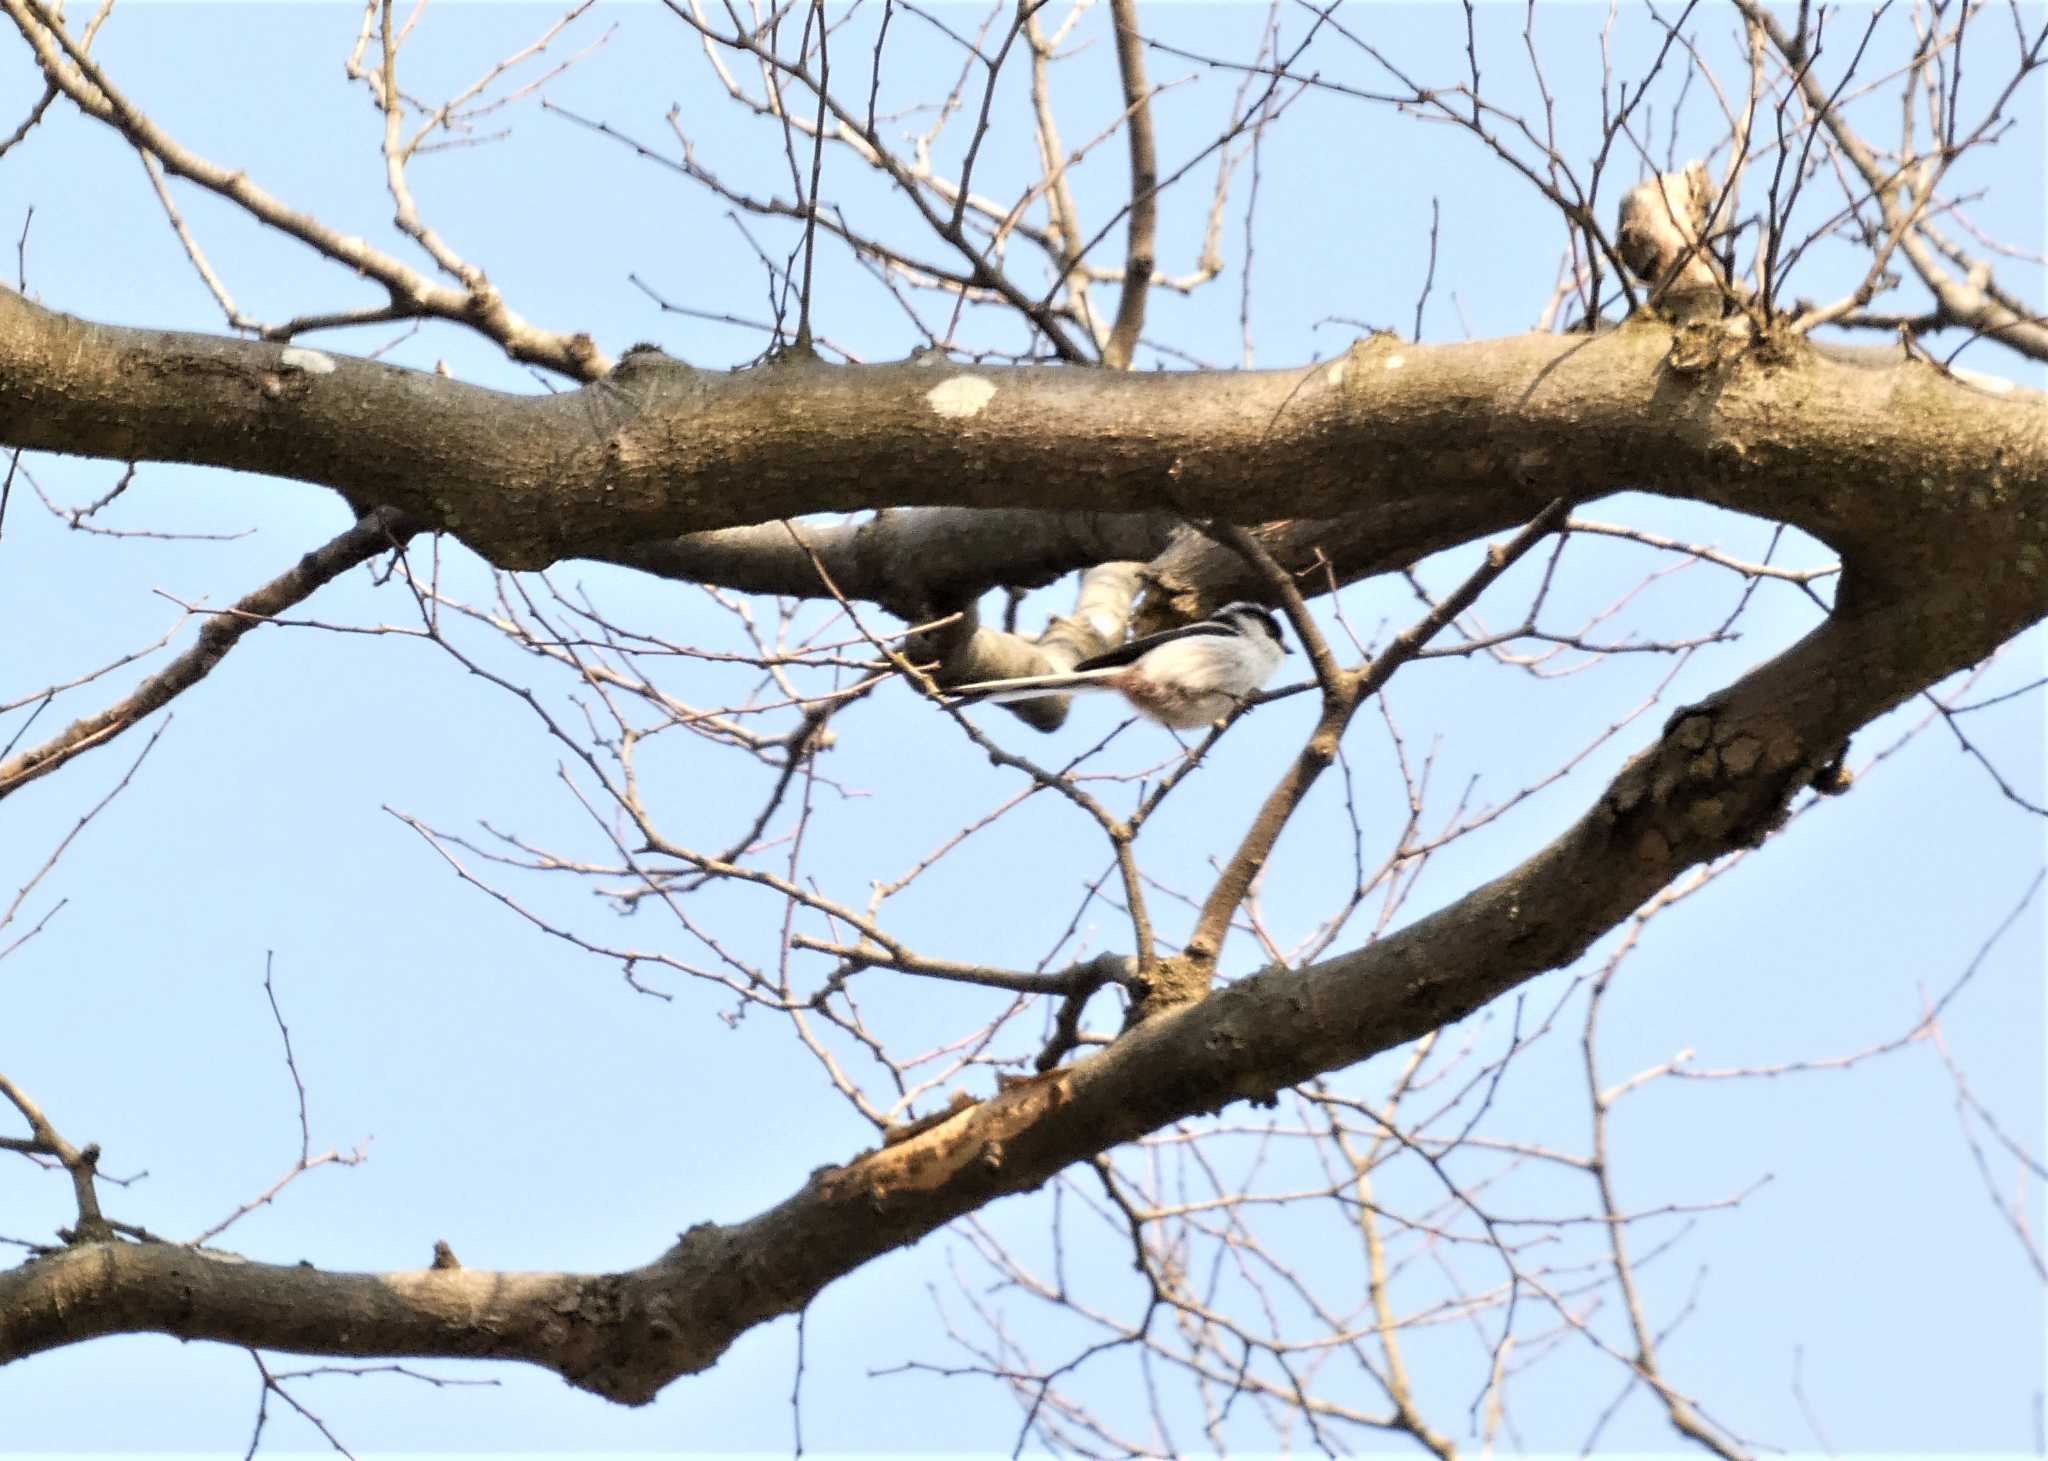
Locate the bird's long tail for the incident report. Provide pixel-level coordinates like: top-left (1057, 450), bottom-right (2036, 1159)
top-left (946, 667), bottom-right (1124, 704)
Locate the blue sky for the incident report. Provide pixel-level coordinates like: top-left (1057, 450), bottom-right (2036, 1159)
top-left (0, 1), bottom-right (2042, 1454)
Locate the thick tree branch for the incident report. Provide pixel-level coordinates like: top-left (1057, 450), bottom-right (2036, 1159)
top-left (3, 290), bottom-right (2042, 594)
top-left (602, 507), bottom-right (1178, 620)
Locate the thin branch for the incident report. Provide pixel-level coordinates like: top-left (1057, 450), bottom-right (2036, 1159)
top-left (0, 509), bottom-right (419, 799)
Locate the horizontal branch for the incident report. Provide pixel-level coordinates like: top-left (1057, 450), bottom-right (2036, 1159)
top-left (600, 507), bottom-right (1178, 619)
top-left (2, 290), bottom-right (2041, 603)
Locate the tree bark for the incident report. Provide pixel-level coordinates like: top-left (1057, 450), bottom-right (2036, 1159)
top-left (2, 288), bottom-right (2042, 1403)
top-left (3, 289), bottom-right (2040, 600)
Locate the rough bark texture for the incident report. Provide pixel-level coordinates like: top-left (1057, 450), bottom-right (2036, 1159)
top-left (5, 289), bottom-right (2041, 589)
top-left (2, 286), bottom-right (2043, 1401)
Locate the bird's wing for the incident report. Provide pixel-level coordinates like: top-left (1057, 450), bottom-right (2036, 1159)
top-left (1121, 636), bottom-right (1250, 694)
top-left (1070, 620), bottom-right (1234, 673)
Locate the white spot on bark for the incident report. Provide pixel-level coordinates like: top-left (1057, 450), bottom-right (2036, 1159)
top-left (1324, 362), bottom-right (1346, 387)
top-left (279, 347), bottom-right (337, 374)
top-left (927, 375), bottom-right (996, 419)
top-left (1383, 354), bottom-right (1405, 369)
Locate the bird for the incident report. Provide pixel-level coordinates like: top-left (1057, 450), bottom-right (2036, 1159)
top-left (946, 602), bottom-right (1289, 729)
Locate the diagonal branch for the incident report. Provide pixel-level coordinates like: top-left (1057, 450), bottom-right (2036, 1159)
top-left (1180, 501), bottom-right (1569, 976)
top-left (1735, 0), bottom-right (2048, 362)
top-left (0, 0), bottom-right (606, 376)
top-left (0, 574), bottom-right (1998, 1404)
top-left (0, 508), bottom-right (419, 799)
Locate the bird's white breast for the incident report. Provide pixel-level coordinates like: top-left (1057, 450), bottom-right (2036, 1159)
top-left (1123, 633), bottom-right (1283, 726)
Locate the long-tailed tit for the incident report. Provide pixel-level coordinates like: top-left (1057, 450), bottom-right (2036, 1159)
top-left (947, 602), bottom-right (1289, 728)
